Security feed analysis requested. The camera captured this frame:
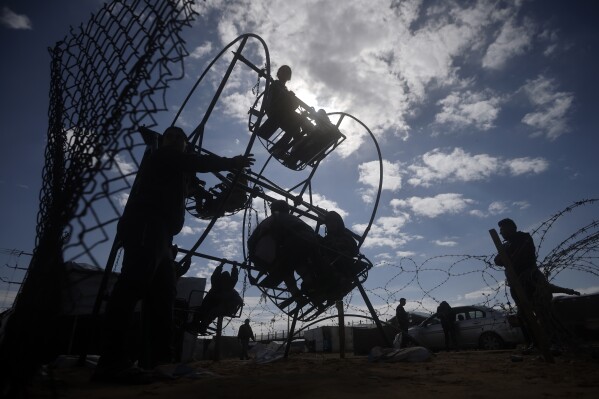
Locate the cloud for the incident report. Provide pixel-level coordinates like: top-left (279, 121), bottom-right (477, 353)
top-left (488, 201), bottom-right (509, 215)
top-left (358, 159), bottom-right (401, 203)
top-left (190, 0), bottom-right (527, 142)
top-left (190, 42), bottom-right (214, 59)
top-left (482, 17), bottom-right (534, 69)
top-left (180, 225), bottom-right (204, 236)
top-left (407, 148), bottom-right (499, 187)
top-left (114, 192), bottom-right (128, 209)
top-left (353, 213), bottom-right (417, 249)
top-left (391, 193), bottom-right (475, 218)
top-left (0, 7), bottom-right (32, 30)
top-left (406, 147), bottom-right (548, 187)
top-left (506, 157), bottom-right (549, 175)
top-left (432, 239), bottom-right (458, 247)
top-left (112, 154), bottom-right (136, 176)
top-left (521, 75), bottom-right (574, 140)
top-left (435, 90), bottom-right (502, 131)
top-left (469, 200), bottom-right (530, 218)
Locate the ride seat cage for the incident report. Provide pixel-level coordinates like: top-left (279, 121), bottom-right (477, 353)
top-left (246, 251), bottom-right (372, 322)
top-left (248, 92), bottom-right (346, 171)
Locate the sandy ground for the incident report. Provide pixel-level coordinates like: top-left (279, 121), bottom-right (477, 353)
top-left (27, 347), bottom-right (599, 399)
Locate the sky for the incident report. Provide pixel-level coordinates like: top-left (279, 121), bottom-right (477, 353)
top-left (1, 0), bottom-right (598, 336)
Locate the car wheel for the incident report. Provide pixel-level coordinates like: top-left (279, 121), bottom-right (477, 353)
top-left (479, 332), bottom-right (504, 350)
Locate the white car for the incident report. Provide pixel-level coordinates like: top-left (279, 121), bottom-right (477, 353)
top-left (407, 305), bottom-right (524, 351)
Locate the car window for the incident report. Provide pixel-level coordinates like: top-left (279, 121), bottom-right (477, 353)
top-left (466, 310), bottom-right (485, 319)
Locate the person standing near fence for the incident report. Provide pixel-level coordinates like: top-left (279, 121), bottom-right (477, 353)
top-left (437, 300), bottom-right (458, 351)
top-left (238, 319), bottom-right (255, 360)
top-left (395, 298), bottom-right (409, 348)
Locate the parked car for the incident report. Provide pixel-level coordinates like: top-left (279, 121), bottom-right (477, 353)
top-left (407, 305), bottom-right (524, 351)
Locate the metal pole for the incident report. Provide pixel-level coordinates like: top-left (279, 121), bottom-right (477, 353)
top-left (356, 281), bottom-right (391, 347)
top-left (214, 316), bottom-right (224, 362)
top-left (284, 310), bottom-right (299, 358)
top-left (336, 300), bottom-right (346, 358)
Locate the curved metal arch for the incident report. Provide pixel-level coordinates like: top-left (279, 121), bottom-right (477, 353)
top-left (241, 110), bottom-right (384, 322)
top-left (171, 32), bottom-right (271, 145)
top-left (325, 112), bottom-right (383, 250)
top-left (169, 33), bottom-right (271, 260)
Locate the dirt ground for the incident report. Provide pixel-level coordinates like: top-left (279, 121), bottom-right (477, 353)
top-left (27, 348), bottom-right (599, 399)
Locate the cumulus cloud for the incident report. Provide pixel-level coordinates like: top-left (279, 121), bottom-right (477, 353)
top-left (406, 147), bottom-right (548, 187)
top-left (391, 193), bottom-right (475, 218)
top-left (180, 225), bottom-right (204, 236)
top-left (469, 200), bottom-right (530, 218)
top-left (1, 7), bottom-right (32, 29)
top-left (353, 213), bottom-right (417, 249)
top-left (435, 90), bottom-right (502, 131)
top-left (488, 201), bottom-right (509, 215)
top-left (189, 0), bottom-right (528, 142)
top-left (521, 75), bottom-right (574, 140)
top-left (407, 148), bottom-right (499, 187)
top-left (190, 42), bottom-right (213, 59)
top-left (482, 17), bottom-right (534, 69)
top-left (358, 159), bottom-right (402, 203)
top-left (506, 157), bottom-right (549, 175)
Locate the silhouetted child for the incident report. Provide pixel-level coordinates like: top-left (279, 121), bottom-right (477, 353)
top-left (257, 66), bottom-right (303, 158)
top-left (187, 264), bottom-right (243, 334)
top-left (285, 109), bottom-right (342, 168)
top-left (247, 200), bottom-right (319, 296)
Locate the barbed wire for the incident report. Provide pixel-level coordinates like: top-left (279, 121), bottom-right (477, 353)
top-left (3, 198), bottom-right (597, 333)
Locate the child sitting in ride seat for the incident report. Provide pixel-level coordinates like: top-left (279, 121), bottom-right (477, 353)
top-left (256, 66), bottom-right (304, 158)
top-left (193, 172), bottom-right (249, 218)
top-left (247, 200), bottom-right (319, 295)
top-left (304, 211), bottom-right (360, 300)
top-left (284, 109), bottom-right (342, 168)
